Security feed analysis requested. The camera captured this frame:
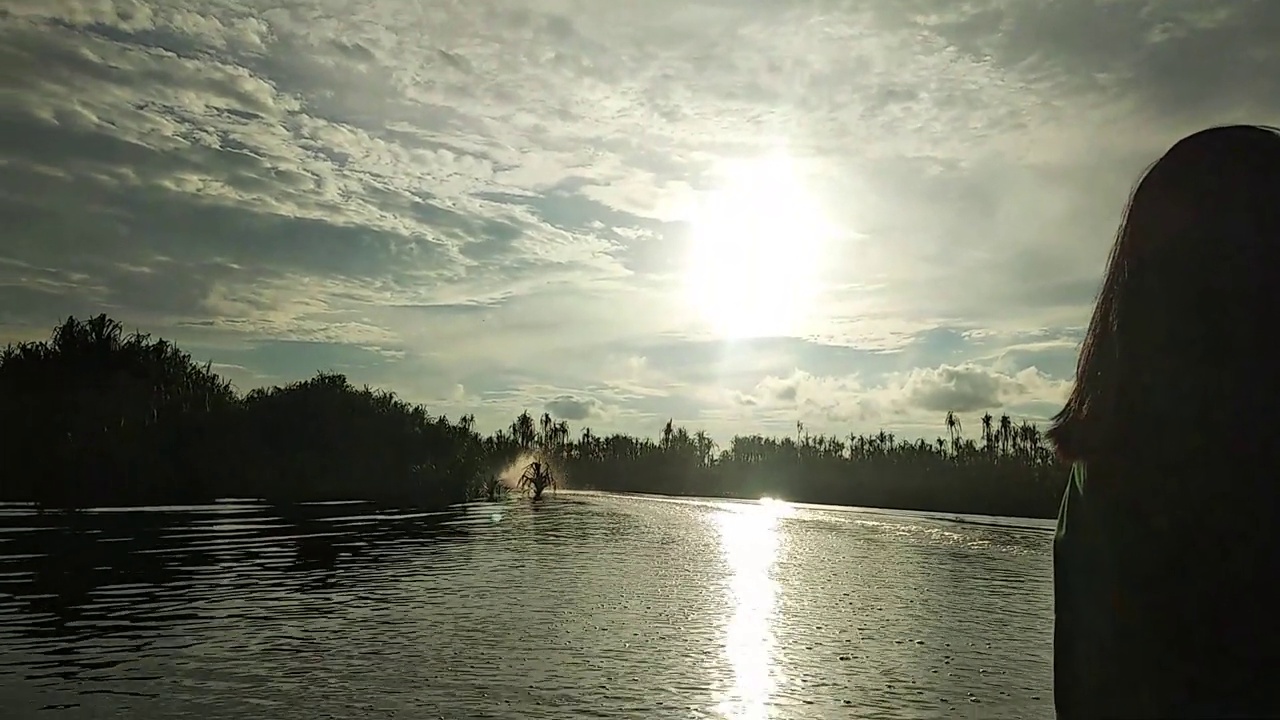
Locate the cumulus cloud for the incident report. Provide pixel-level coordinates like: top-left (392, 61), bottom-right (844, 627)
top-left (1, 0), bottom-right (1273, 439)
top-left (718, 362), bottom-right (1069, 439)
top-left (896, 364), bottom-right (1070, 414)
top-left (545, 395), bottom-right (610, 421)
top-left (741, 371), bottom-right (882, 426)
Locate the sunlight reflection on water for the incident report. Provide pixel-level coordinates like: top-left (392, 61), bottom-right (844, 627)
top-left (714, 498), bottom-right (796, 719)
top-left (0, 494), bottom-right (1054, 719)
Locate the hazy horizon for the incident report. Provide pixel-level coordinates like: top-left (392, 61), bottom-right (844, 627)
top-left (2, 0), bottom-right (1276, 442)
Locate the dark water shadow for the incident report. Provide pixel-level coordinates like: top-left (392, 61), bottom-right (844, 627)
top-left (0, 499), bottom-right (478, 683)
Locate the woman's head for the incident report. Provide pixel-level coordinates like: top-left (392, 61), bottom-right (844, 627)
top-left (1049, 125), bottom-right (1280, 463)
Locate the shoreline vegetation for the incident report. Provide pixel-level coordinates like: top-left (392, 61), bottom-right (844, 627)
top-left (0, 315), bottom-right (1067, 518)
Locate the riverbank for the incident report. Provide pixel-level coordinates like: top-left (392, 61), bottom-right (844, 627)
top-left (573, 483), bottom-right (1063, 521)
top-left (560, 490), bottom-right (1060, 529)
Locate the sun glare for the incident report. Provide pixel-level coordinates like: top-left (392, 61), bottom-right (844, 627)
top-left (712, 502), bottom-right (784, 719)
top-left (686, 151), bottom-right (833, 339)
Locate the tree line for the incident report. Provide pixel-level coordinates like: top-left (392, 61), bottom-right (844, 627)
top-left (558, 412), bottom-right (1063, 518)
top-left (0, 315), bottom-right (1067, 517)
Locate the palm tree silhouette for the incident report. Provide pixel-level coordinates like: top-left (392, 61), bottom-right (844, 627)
top-left (945, 411), bottom-right (963, 457)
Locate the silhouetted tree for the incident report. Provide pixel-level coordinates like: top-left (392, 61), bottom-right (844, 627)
top-left (559, 411), bottom-right (1063, 518)
top-left (0, 315), bottom-right (236, 507)
top-left (1, 316), bottom-right (1067, 519)
top-left (0, 316), bottom-right (492, 510)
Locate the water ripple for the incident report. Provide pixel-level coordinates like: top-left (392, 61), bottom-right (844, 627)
top-left (0, 493), bottom-right (1053, 719)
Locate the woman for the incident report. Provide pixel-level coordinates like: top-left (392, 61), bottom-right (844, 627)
top-left (1050, 124), bottom-right (1280, 718)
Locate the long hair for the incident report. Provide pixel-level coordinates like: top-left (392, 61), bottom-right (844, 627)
top-left (1049, 125), bottom-right (1280, 467)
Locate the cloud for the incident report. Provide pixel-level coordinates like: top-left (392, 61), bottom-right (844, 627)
top-left (545, 395), bottom-right (610, 421)
top-left (736, 371), bottom-right (881, 426)
top-left (896, 364), bottom-right (1070, 415)
top-left (913, 1), bottom-right (1280, 120)
top-left (2, 0), bottom-right (1275, 440)
top-left (719, 360), bottom-right (1069, 439)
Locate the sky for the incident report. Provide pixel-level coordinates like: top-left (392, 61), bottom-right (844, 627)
top-left (1, 1), bottom-right (1277, 443)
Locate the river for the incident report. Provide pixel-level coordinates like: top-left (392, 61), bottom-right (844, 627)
top-left (0, 492), bottom-right (1055, 719)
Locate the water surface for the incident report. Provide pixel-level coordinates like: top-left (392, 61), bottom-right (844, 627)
top-left (0, 492), bottom-right (1054, 719)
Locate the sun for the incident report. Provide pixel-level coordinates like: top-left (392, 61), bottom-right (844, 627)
top-left (685, 151), bottom-right (832, 339)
